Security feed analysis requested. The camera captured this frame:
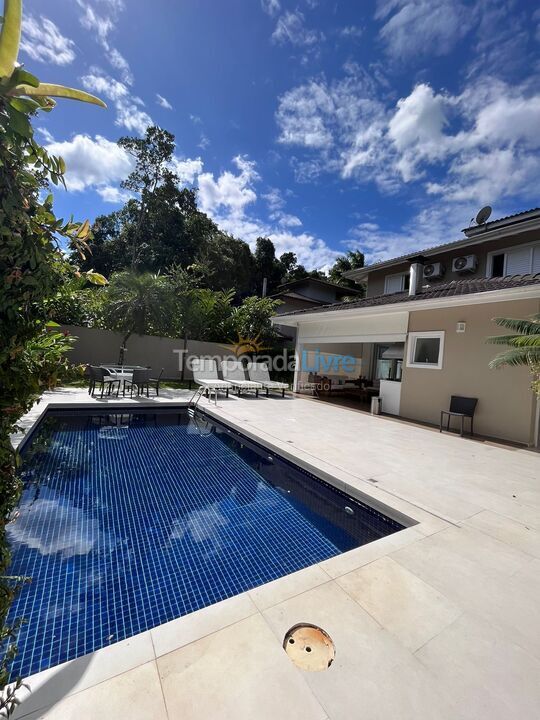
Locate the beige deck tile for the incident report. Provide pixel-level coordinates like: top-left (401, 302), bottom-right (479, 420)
top-left (262, 581), bottom-right (459, 720)
top-left (248, 564), bottom-right (331, 611)
top-left (17, 661), bottom-right (167, 720)
top-left (150, 591), bottom-right (258, 657)
top-left (157, 613), bottom-right (327, 720)
top-left (392, 532), bottom-right (540, 659)
top-left (319, 525), bottom-right (425, 579)
top-left (416, 612), bottom-right (540, 720)
top-left (12, 631), bottom-right (155, 719)
top-left (464, 509), bottom-right (540, 558)
top-left (337, 555), bottom-right (462, 652)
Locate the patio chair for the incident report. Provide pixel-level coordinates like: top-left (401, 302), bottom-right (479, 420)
top-left (88, 366), bottom-right (120, 398)
top-left (220, 359), bottom-right (263, 397)
top-left (192, 358), bottom-right (233, 397)
top-left (124, 368), bottom-right (152, 397)
top-left (148, 368), bottom-right (164, 397)
top-left (246, 361), bottom-right (289, 397)
top-left (440, 395), bottom-right (478, 437)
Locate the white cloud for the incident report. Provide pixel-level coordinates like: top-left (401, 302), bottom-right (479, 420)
top-left (108, 47), bottom-right (133, 85)
top-left (375, 0), bottom-right (475, 60)
top-left (276, 66), bottom-right (390, 186)
top-left (387, 83), bottom-right (450, 180)
top-left (427, 148), bottom-right (540, 204)
top-left (275, 213), bottom-right (303, 228)
top-left (339, 25), bottom-right (364, 39)
top-left (81, 72), bottom-right (152, 135)
top-left (96, 185), bottom-right (132, 203)
top-left (156, 94), bottom-right (173, 110)
top-left (198, 155), bottom-right (259, 217)
top-left (78, 2), bottom-right (113, 41)
top-left (197, 156), bottom-right (337, 269)
top-left (261, 0), bottom-right (281, 16)
top-left (198, 133), bottom-right (210, 150)
top-left (272, 10), bottom-right (322, 47)
top-left (263, 187), bottom-right (286, 212)
top-left (346, 200), bottom-right (479, 264)
top-left (277, 64), bottom-right (540, 208)
top-left (20, 15), bottom-right (76, 66)
top-left (77, 0), bottom-right (132, 84)
top-left (45, 134), bottom-right (133, 193)
top-left (170, 157), bottom-right (204, 185)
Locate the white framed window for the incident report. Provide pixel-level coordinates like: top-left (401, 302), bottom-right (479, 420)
top-left (406, 331), bottom-right (445, 370)
top-left (487, 240), bottom-right (540, 278)
top-left (384, 272), bottom-right (410, 294)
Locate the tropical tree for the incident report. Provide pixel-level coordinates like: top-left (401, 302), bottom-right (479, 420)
top-left (118, 127), bottom-right (176, 267)
top-left (101, 272), bottom-right (176, 363)
top-left (0, 0), bottom-right (106, 701)
top-left (487, 315), bottom-right (540, 395)
top-left (229, 296), bottom-right (282, 346)
top-left (328, 250), bottom-right (365, 288)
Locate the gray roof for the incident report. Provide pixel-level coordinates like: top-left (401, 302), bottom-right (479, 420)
top-left (279, 273), bottom-right (540, 318)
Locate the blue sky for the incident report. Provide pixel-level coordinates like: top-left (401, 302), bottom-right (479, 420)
top-left (19, 0), bottom-right (540, 269)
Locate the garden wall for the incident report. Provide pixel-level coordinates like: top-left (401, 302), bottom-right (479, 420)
top-left (59, 325), bottom-right (237, 381)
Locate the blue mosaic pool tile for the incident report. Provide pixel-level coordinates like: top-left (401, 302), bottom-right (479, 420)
top-left (6, 410), bottom-right (403, 678)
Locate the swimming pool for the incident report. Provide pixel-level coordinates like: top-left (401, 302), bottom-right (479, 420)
top-left (7, 407), bottom-right (405, 678)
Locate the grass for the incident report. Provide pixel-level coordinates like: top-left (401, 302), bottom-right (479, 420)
top-left (61, 378), bottom-right (193, 390)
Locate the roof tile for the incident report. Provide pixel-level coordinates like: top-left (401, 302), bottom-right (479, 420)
top-left (281, 273), bottom-right (540, 317)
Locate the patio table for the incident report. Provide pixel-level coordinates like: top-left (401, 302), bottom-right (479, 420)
top-left (99, 365), bottom-right (147, 396)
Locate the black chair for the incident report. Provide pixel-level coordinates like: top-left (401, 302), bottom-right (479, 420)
top-left (88, 366), bottom-right (120, 398)
top-left (148, 368), bottom-right (164, 397)
top-left (124, 368), bottom-right (151, 397)
top-left (440, 396), bottom-right (478, 437)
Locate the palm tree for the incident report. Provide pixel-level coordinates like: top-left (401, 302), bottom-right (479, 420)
top-left (103, 272), bottom-right (175, 363)
top-left (487, 314), bottom-right (540, 395)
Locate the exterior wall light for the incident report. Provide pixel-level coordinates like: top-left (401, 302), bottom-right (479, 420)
top-left (456, 322), bottom-right (466, 333)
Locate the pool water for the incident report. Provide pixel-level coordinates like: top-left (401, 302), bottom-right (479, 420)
top-left (7, 408), bottom-right (404, 678)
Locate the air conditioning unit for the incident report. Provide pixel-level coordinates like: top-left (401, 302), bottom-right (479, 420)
top-left (452, 254), bottom-right (478, 273)
top-left (423, 262), bottom-right (445, 280)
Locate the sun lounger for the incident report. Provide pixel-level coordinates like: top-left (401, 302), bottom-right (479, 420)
top-left (192, 358), bottom-right (233, 397)
top-left (247, 362), bottom-right (289, 397)
top-left (220, 359), bottom-right (263, 396)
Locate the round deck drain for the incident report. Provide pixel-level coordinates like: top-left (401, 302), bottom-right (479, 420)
top-left (283, 624), bottom-right (335, 671)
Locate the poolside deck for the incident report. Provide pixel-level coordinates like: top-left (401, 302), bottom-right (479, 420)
top-left (9, 389), bottom-right (540, 719)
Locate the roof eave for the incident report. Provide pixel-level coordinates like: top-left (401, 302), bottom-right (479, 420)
top-left (271, 283), bottom-right (540, 327)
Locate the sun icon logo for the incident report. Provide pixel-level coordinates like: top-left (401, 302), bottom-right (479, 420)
top-left (227, 333), bottom-right (270, 357)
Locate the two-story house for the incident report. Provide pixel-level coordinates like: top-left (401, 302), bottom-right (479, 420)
top-left (271, 277), bottom-right (362, 340)
top-left (273, 208), bottom-right (540, 446)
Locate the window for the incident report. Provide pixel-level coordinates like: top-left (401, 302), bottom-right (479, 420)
top-left (384, 272), bottom-right (410, 294)
top-left (487, 241), bottom-right (540, 277)
top-left (406, 331), bottom-right (445, 370)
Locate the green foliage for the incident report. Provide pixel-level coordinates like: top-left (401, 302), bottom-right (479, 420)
top-left (328, 250), bottom-right (365, 289)
top-left (46, 276), bottom-right (105, 327)
top-left (0, 0), bottom-right (105, 689)
top-left (77, 126), bottom-right (360, 292)
top-left (487, 314), bottom-right (540, 394)
top-left (101, 271), bottom-right (176, 361)
top-left (229, 296), bottom-right (282, 345)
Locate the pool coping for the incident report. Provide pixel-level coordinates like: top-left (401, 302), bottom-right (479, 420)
top-left (8, 394), bottom-right (451, 718)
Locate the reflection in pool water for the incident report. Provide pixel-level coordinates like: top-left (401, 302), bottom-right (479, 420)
top-left (7, 408), bottom-right (404, 679)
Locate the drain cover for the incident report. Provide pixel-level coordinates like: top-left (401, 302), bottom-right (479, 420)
top-left (283, 624), bottom-right (335, 671)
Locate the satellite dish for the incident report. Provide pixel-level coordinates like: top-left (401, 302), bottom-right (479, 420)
top-left (475, 205), bottom-right (492, 225)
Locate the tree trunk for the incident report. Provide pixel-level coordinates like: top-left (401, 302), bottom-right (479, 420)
top-left (118, 331), bottom-right (132, 365)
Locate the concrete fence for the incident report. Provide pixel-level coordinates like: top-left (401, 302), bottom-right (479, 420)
top-left (59, 325), bottom-right (237, 381)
